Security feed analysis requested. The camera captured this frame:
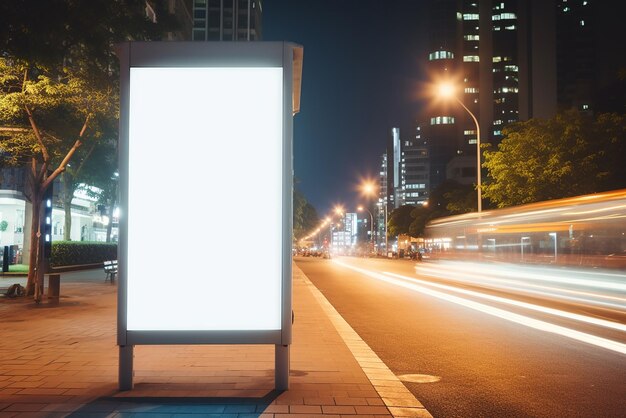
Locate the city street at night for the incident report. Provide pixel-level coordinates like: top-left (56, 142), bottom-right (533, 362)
top-left (296, 256), bottom-right (626, 418)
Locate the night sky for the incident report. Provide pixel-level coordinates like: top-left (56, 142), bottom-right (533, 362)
top-left (263, 0), bottom-right (428, 216)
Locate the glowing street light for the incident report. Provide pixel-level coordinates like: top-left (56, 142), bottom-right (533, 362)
top-left (359, 179), bottom-right (387, 252)
top-left (437, 82), bottom-right (482, 213)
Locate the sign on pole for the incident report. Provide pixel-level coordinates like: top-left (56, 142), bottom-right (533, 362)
top-left (116, 42), bottom-right (302, 391)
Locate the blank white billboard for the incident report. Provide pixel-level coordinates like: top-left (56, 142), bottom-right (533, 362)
top-left (126, 67), bottom-right (284, 331)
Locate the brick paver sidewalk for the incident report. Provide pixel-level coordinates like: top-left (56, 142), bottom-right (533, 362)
top-left (0, 265), bottom-right (430, 417)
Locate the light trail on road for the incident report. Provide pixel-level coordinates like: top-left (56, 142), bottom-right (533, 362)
top-left (333, 259), bottom-right (626, 355)
top-left (414, 262), bottom-right (626, 311)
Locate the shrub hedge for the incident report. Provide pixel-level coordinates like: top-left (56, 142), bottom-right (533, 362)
top-left (51, 241), bottom-right (117, 267)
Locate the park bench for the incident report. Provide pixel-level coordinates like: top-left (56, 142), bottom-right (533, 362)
top-left (104, 260), bottom-right (118, 283)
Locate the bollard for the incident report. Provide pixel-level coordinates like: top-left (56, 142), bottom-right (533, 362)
top-left (2, 246), bottom-right (8, 273)
top-left (47, 274), bottom-right (60, 304)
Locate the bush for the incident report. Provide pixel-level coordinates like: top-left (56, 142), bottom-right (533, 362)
top-left (51, 241), bottom-right (117, 267)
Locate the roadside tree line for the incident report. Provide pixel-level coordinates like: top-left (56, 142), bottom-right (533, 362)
top-left (0, 0), bottom-right (177, 298)
top-left (388, 110), bottom-right (626, 237)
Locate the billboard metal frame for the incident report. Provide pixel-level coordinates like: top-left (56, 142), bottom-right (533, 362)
top-left (116, 42), bottom-right (300, 391)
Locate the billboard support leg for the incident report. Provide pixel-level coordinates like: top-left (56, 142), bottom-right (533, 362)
top-left (119, 345), bottom-right (134, 391)
top-left (275, 344), bottom-right (289, 390)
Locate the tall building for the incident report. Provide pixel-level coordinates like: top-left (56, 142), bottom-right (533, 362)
top-left (385, 128), bottom-right (430, 209)
top-left (423, 0), bottom-right (558, 192)
top-left (390, 127), bottom-right (402, 209)
top-left (400, 127), bottom-right (430, 206)
top-left (331, 212), bottom-right (358, 250)
top-left (375, 153), bottom-right (388, 249)
top-left (555, 0), bottom-right (626, 113)
top-left (192, 0), bottom-right (262, 41)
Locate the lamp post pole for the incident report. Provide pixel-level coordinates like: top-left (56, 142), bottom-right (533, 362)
top-left (358, 206), bottom-right (374, 253)
top-left (452, 96), bottom-right (481, 213)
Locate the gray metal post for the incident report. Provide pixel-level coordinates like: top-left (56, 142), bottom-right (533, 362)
top-left (119, 345), bottom-right (134, 390)
top-left (275, 344), bottom-right (290, 390)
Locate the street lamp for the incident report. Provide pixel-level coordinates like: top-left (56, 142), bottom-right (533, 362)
top-left (357, 205), bottom-right (374, 252)
top-left (359, 179), bottom-right (387, 252)
top-left (438, 82), bottom-right (482, 213)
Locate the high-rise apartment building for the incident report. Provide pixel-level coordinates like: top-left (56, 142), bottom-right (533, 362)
top-left (423, 0), bottom-right (558, 192)
top-left (555, 0), bottom-right (626, 113)
top-left (376, 153), bottom-right (388, 248)
top-left (400, 127), bottom-right (430, 206)
top-left (192, 0), bottom-right (262, 41)
top-left (422, 0), bottom-right (626, 195)
top-left (376, 127), bottom-right (430, 248)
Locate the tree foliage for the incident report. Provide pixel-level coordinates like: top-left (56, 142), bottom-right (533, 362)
top-left (482, 110), bottom-right (626, 207)
top-left (293, 189), bottom-right (319, 240)
top-left (386, 180), bottom-right (478, 239)
top-left (0, 0), bottom-right (176, 299)
top-left (387, 205), bottom-right (415, 237)
top-left (0, 0), bottom-right (177, 78)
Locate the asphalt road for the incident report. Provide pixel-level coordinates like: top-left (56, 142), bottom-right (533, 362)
top-left (295, 256), bottom-right (626, 418)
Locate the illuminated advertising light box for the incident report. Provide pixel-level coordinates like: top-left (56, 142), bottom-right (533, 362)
top-left (116, 42), bottom-right (302, 390)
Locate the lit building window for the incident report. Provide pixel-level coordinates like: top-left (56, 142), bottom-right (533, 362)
top-left (493, 56), bottom-right (502, 62)
top-left (468, 139), bottom-right (477, 144)
top-left (493, 13), bottom-right (517, 20)
top-left (464, 87), bottom-right (479, 93)
top-left (463, 13), bottom-right (479, 20)
top-left (580, 20), bottom-right (585, 26)
top-left (504, 65), bottom-right (519, 72)
top-left (429, 50), bottom-right (455, 61)
top-left (464, 34), bottom-right (480, 41)
top-left (430, 116), bottom-right (455, 125)
top-left (464, 130), bottom-right (476, 135)
top-left (463, 55), bottom-right (480, 62)
top-left (582, 104), bottom-right (589, 110)
top-left (493, 119), bottom-right (503, 125)
top-left (494, 130), bottom-right (502, 136)
top-left (505, 25), bottom-right (516, 30)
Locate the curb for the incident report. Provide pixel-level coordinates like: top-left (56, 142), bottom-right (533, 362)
top-left (297, 268), bottom-right (434, 418)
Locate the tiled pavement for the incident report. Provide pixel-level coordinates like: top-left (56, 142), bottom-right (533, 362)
top-left (0, 265), bottom-right (432, 418)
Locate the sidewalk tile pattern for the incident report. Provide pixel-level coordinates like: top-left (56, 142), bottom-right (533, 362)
top-left (0, 266), bottom-right (430, 417)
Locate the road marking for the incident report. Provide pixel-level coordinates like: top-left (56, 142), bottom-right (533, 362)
top-left (334, 260), bottom-right (626, 356)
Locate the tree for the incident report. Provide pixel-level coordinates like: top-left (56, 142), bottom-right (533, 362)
top-left (408, 205), bottom-right (431, 237)
top-left (387, 205), bottom-right (415, 237)
top-left (60, 137), bottom-right (117, 241)
top-left (0, 1), bottom-right (176, 299)
top-left (293, 188), bottom-right (319, 241)
top-left (0, 59), bottom-right (115, 299)
top-left (482, 110), bottom-right (626, 207)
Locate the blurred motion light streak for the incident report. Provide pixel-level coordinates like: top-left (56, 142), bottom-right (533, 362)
top-left (383, 271), bottom-right (626, 332)
top-left (334, 260), bottom-right (626, 355)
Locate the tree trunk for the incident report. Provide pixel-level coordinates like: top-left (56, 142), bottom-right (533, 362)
top-left (106, 196), bottom-right (115, 242)
top-left (62, 174), bottom-right (74, 241)
top-left (25, 195), bottom-right (42, 296)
